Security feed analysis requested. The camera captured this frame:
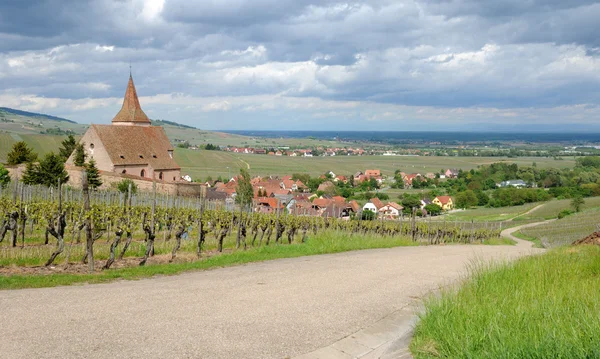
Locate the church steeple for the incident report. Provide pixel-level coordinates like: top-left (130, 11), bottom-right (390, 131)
top-left (112, 74), bottom-right (151, 126)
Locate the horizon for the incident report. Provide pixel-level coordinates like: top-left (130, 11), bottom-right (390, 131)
top-left (1, 1), bottom-right (599, 131)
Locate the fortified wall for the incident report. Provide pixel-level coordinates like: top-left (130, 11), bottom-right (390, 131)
top-left (6, 164), bottom-right (206, 198)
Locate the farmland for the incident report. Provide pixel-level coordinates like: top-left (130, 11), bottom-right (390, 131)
top-left (174, 148), bottom-right (575, 180)
top-left (518, 207), bottom-right (600, 248)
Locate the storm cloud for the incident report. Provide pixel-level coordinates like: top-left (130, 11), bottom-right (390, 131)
top-left (0, 0), bottom-right (599, 130)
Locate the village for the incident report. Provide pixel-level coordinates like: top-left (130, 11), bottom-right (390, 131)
top-left (204, 168), bottom-right (456, 220)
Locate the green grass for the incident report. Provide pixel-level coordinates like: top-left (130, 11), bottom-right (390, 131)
top-left (0, 230), bottom-right (418, 290)
top-left (439, 202), bottom-right (541, 222)
top-left (518, 197), bottom-right (600, 221)
top-left (511, 231), bottom-right (544, 248)
top-left (411, 246), bottom-right (600, 358)
top-left (518, 207), bottom-right (600, 248)
top-left (0, 133), bottom-right (68, 163)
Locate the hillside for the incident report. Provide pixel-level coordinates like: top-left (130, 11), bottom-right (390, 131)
top-left (0, 107), bottom-right (76, 123)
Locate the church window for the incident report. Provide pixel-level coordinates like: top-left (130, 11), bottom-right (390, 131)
top-left (122, 169), bottom-right (127, 174)
top-left (141, 169), bottom-right (146, 177)
top-left (159, 172), bottom-right (163, 180)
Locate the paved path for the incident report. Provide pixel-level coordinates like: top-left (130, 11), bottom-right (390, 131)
top-left (0, 245), bottom-right (540, 359)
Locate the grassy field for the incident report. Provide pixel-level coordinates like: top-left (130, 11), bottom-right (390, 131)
top-left (0, 133), bottom-right (69, 163)
top-left (175, 149), bottom-right (575, 180)
top-left (0, 230), bottom-right (420, 290)
top-left (517, 196), bottom-right (600, 221)
top-left (438, 202), bottom-right (542, 222)
top-left (518, 207), bottom-right (600, 248)
top-left (411, 245), bottom-right (600, 358)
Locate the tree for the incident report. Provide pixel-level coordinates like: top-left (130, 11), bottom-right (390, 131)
top-left (73, 143), bottom-right (86, 167)
top-left (571, 196), bottom-right (585, 212)
top-left (455, 190), bottom-right (478, 209)
top-left (6, 141), bottom-right (37, 165)
top-left (401, 195), bottom-right (421, 214)
top-left (59, 134), bottom-right (77, 160)
top-left (424, 203), bottom-right (442, 216)
top-left (292, 173), bottom-right (310, 184)
top-left (235, 168), bottom-right (254, 207)
top-left (85, 158), bottom-right (103, 189)
top-left (361, 209), bottom-right (376, 220)
top-left (116, 179), bottom-right (138, 194)
top-left (22, 152), bottom-right (69, 187)
top-left (0, 164), bottom-right (10, 187)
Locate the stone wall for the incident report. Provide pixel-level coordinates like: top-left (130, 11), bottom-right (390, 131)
top-left (7, 164), bottom-right (205, 198)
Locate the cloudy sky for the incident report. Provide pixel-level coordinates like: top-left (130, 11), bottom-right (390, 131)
top-left (1, 0), bottom-right (599, 131)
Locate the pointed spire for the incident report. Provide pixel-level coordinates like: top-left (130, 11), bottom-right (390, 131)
top-left (111, 74), bottom-right (151, 125)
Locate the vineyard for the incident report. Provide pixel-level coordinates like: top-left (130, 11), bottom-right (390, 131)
top-left (518, 208), bottom-right (600, 248)
top-left (0, 180), bottom-right (505, 275)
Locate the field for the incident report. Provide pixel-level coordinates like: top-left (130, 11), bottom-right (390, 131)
top-left (411, 245), bottom-right (600, 358)
top-left (0, 133), bottom-right (70, 163)
top-left (175, 148), bottom-right (574, 180)
top-left (438, 202), bottom-right (541, 222)
top-left (518, 207), bottom-right (600, 248)
top-left (516, 196), bottom-right (600, 221)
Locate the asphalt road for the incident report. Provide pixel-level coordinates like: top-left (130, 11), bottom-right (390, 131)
top-left (0, 244), bottom-right (540, 359)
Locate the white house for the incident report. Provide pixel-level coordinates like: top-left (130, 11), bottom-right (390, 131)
top-left (379, 202), bottom-right (403, 219)
top-left (362, 202), bottom-right (378, 213)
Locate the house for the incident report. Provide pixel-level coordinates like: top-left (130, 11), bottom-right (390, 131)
top-left (379, 202), bottom-right (403, 219)
top-left (445, 169), bottom-right (459, 178)
top-left (334, 175), bottom-right (348, 184)
top-left (425, 173), bottom-right (436, 179)
top-left (497, 180), bottom-right (527, 188)
top-left (353, 171), bottom-right (364, 182)
top-left (420, 198), bottom-right (432, 209)
top-left (317, 181), bottom-right (336, 194)
top-left (433, 196), bottom-right (454, 211)
top-left (256, 197), bottom-right (284, 213)
top-left (362, 197), bottom-right (384, 214)
top-left (254, 149), bottom-right (267, 155)
top-left (67, 74), bottom-right (181, 182)
top-left (365, 169), bottom-right (381, 178)
top-left (403, 173), bottom-right (422, 187)
top-left (349, 200), bottom-right (361, 213)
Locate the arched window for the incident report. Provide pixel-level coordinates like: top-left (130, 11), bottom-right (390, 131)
top-left (140, 169), bottom-right (146, 178)
top-left (159, 172), bottom-right (163, 180)
top-left (122, 169), bottom-right (127, 174)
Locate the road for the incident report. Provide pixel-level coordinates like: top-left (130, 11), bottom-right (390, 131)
top-left (0, 244), bottom-right (541, 359)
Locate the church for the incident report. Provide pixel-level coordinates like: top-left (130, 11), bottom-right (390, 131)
top-left (68, 75), bottom-right (181, 182)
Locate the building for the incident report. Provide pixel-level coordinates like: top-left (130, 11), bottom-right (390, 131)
top-left (379, 202), bottom-right (403, 219)
top-left (433, 196), bottom-right (454, 211)
top-left (68, 74), bottom-right (181, 182)
top-left (497, 180), bottom-right (527, 188)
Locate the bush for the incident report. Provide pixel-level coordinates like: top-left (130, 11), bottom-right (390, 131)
top-left (361, 209), bottom-right (376, 220)
top-left (558, 209), bottom-right (574, 219)
top-left (114, 179), bottom-right (138, 194)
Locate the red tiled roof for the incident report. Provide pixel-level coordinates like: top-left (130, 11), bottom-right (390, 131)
top-left (365, 169), bottom-right (381, 177)
top-left (436, 196), bottom-right (452, 205)
top-left (112, 75), bottom-right (151, 124)
top-left (370, 197), bottom-right (384, 209)
top-left (90, 124), bottom-right (179, 170)
top-left (257, 197), bottom-right (283, 209)
top-left (312, 198), bottom-right (332, 208)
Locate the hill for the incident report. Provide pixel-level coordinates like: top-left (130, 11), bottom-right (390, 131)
top-left (0, 107), bottom-right (76, 123)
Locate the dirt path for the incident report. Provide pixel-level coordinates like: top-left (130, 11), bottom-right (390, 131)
top-left (0, 245), bottom-right (540, 359)
top-left (507, 203), bottom-right (545, 221)
top-left (501, 219), bottom-right (554, 247)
